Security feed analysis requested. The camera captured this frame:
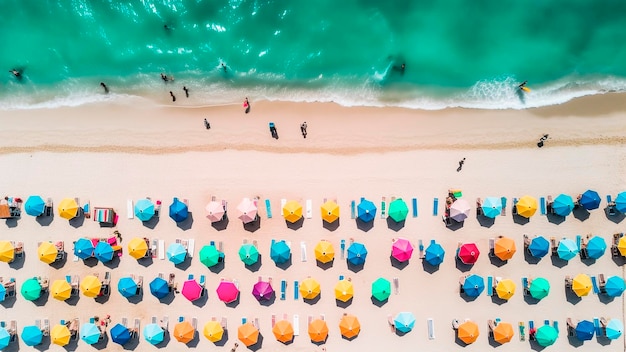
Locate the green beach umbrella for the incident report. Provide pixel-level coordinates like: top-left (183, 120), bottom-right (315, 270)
top-left (371, 277), bottom-right (391, 302)
top-left (21, 278), bottom-right (42, 301)
top-left (388, 198), bottom-right (409, 222)
top-left (535, 325), bottom-right (558, 347)
top-left (238, 243), bottom-right (259, 265)
top-left (199, 245), bottom-right (221, 268)
top-left (529, 277), bottom-right (550, 300)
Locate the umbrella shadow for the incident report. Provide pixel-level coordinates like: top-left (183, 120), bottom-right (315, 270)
top-left (36, 214), bottom-right (54, 226)
top-left (95, 293), bottom-right (111, 304)
top-left (303, 294), bottom-right (321, 305)
top-left (186, 332), bottom-right (200, 348)
top-left (445, 219), bottom-right (464, 231)
top-left (193, 293), bottom-right (208, 308)
top-left (322, 219), bottom-right (340, 231)
top-left (0, 295), bottom-right (16, 308)
top-left (214, 330), bottom-right (229, 347)
top-left (355, 219), bottom-right (374, 232)
top-left (524, 250), bottom-right (542, 265)
top-left (421, 261), bottom-right (440, 274)
top-left (50, 256), bottom-right (68, 269)
top-left (4, 217), bottom-right (18, 228)
top-left (103, 256), bottom-right (121, 269)
top-left (158, 291), bottom-right (176, 305)
top-left (565, 286), bottom-right (582, 305)
top-left (342, 333), bottom-right (359, 341)
top-left (390, 256), bottom-right (409, 270)
top-left (489, 256), bottom-right (507, 267)
top-left (285, 218), bottom-right (304, 230)
top-left (550, 255), bottom-right (569, 268)
top-left (336, 297), bottom-right (352, 308)
top-left (604, 208), bottom-right (625, 223)
top-left (34, 292), bottom-right (50, 306)
top-left (63, 334), bottom-right (79, 351)
top-left (488, 333), bottom-right (502, 348)
top-left (142, 216), bottom-right (160, 229)
top-left (209, 261), bottom-right (226, 274)
top-left (513, 214), bottom-right (531, 225)
top-left (611, 256), bottom-right (625, 266)
top-left (83, 257), bottom-right (99, 268)
top-left (567, 335), bottom-right (584, 347)
top-left (176, 212), bottom-right (194, 231)
top-left (138, 256), bottom-right (153, 268)
top-left (92, 333), bottom-right (110, 350)
top-left (455, 257), bottom-right (473, 272)
top-left (127, 291), bottom-right (143, 304)
top-left (34, 335), bottom-right (51, 351)
top-left (316, 260), bottom-right (334, 270)
top-left (121, 336), bottom-right (141, 350)
top-left (243, 217), bottom-right (261, 233)
top-left (490, 295), bottom-right (508, 305)
top-left (573, 207), bottom-right (590, 222)
top-left (311, 335), bottom-right (328, 345)
top-left (247, 333), bottom-right (264, 351)
top-left (211, 216), bottom-right (229, 231)
top-left (225, 295), bottom-right (240, 308)
top-left (523, 294), bottom-right (541, 305)
top-left (386, 218), bottom-right (405, 231)
top-left (477, 215), bottom-right (495, 228)
top-left (370, 296), bottom-right (388, 307)
top-left (580, 257), bottom-right (597, 267)
top-left (454, 336), bottom-right (470, 346)
top-left (596, 336), bottom-right (613, 346)
top-left (598, 293), bottom-right (615, 304)
top-left (8, 254), bottom-right (25, 270)
top-left (69, 215), bottom-right (85, 228)
top-left (174, 256), bottom-right (193, 271)
top-left (546, 213), bottom-right (566, 225)
top-left (529, 339), bottom-right (548, 351)
top-left (245, 255), bottom-right (262, 272)
top-left (346, 262), bottom-right (365, 273)
top-left (460, 292), bottom-right (479, 302)
top-left (258, 293), bottom-right (276, 307)
top-left (275, 257), bottom-right (292, 270)
top-left (154, 331), bottom-right (171, 348)
top-left (65, 294), bottom-right (80, 306)
top-left (395, 329), bottom-right (411, 337)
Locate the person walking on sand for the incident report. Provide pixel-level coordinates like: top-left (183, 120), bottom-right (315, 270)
top-left (243, 97), bottom-right (250, 113)
top-left (457, 158), bottom-right (466, 172)
top-left (300, 121), bottom-right (308, 138)
top-left (183, 86), bottom-right (189, 98)
top-left (204, 118), bottom-right (210, 129)
top-left (169, 91), bottom-right (176, 102)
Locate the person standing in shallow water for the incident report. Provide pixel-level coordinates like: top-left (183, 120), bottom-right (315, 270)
top-left (183, 86), bottom-right (189, 98)
top-left (100, 82), bottom-right (109, 94)
top-left (169, 91), bottom-right (176, 102)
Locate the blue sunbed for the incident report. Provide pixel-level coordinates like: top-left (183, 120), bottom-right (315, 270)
top-left (340, 239), bottom-right (346, 259)
top-left (576, 235), bottom-right (582, 251)
top-left (188, 274), bottom-right (194, 280)
top-left (529, 320), bottom-right (534, 330)
top-left (487, 276), bottom-right (493, 296)
top-left (339, 275), bottom-right (344, 281)
top-left (412, 198), bottom-right (418, 217)
top-left (501, 197), bottom-right (507, 215)
top-left (553, 321), bottom-right (559, 334)
top-left (512, 198), bottom-right (518, 214)
top-left (433, 198), bottom-right (439, 216)
top-left (522, 277), bottom-right (529, 295)
top-left (280, 280), bottom-right (286, 300)
top-left (294, 281), bottom-right (299, 300)
top-left (593, 318), bottom-right (602, 336)
top-left (199, 275), bottom-right (206, 286)
top-left (242, 317), bottom-right (247, 324)
top-left (265, 199), bottom-right (272, 218)
top-left (544, 320), bottom-right (550, 326)
top-left (350, 200), bottom-right (356, 219)
top-left (210, 240), bottom-right (215, 246)
top-left (66, 275), bottom-right (71, 283)
top-left (540, 197), bottom-right (546, 215)
top-left (591, 276), bottom-right (599, 294)
top-left (179, 316), bottom-right (184, 322)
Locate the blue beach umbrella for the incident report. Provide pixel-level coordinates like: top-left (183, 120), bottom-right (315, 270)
top-left (118, 277), bottom-right (138, 298)
top-left (462, 274), bottom-right (485, 297)
top-left (616, 192), bottom-right (626, 213)
top-left (110, 323), bottom-right (131, 345)
top-left (143, 323), bottom-right (165, 345)
top-left (21, 325), bottom-right (43, 346)
top-left (585, 236), bottom-right (606, 259)
top-left (528, 236), bottom-right (550, 258)
top-left (80, 323), bottom-right (102, 345)
top-left (74, 238), bottom-right (94, 260)
top-left (169, 197), bottom-right (188, 222)
top-left (149, 277), bottom-right (170, 299)
top-left (94, 241), bottom-right (114, 262)
top-left (553, 194), bottom-right (575, 216)
top-left (166, 242), bottom-right (187, 265)
top-left (481, 197), bottom-right (502, 218)
top-left (24, 195), bottom-right (46, 216)
top-left (0, 328), bottom-right (10, 349)
top-left (393, 312), bottom-right (416, 333)
top-left (575, 320), bottom-right (595, 341)
top-left (605, 276), bottom-right (626, 297)
top-left (579, 190), bottom-right (601, 210)
top-left (270, 241), bottom-right (291, 264)
top-left (347, 242), bottom-right (368, 266)
top-left (557, 239), bottom-right (579, 260)
top-left (357, 199), bottom-right (376, 222)
top-left (605, 319), bottom-right (623, 340)
top-left (134, 198), bottom-right (155, 221)
top-left (424, 240), bottom-right (445, 266)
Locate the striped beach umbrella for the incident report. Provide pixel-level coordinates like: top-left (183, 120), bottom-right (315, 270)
top-left (579, 190), bottom-right (601, 210)
top-left (25, 195), bottom-right (46, 216)
top-left (357, 199), bottom-right (376, 222)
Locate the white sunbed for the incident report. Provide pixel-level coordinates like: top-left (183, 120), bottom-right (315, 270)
top-left (293, 315), bottom-right (300, 336)
top-left (127, 200), bottom-right (134, 219)
top-left (427, 318), bottom-right (435, 340)
top-left (305, 199), bottom-right (313, 219)
top-left (187, 239), bottom-right (195, 258)
top-left (300, 241), bottom-right (307, 262)
top-left (281, 199), bottom-right (287, 211)
top-left (158, 240), bottom-right (165, 260)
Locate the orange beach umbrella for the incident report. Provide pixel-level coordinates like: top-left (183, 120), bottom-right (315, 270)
top-left (173, 321), bottom-right (195, 344)
top-left (493, 322), bottom-right (514, 344)
top-left (237, 322), bottom-right (259, 347)
top-left (494, 237), bottom-right (516, 261)
top-left (339, 314), bottom-right (361, 339)
top-left (457, 321), bottom-right (480, 344)
top-left (308, 319), bottom-right (329, 343)
top-left (272, 320), bottom-right (294, 343)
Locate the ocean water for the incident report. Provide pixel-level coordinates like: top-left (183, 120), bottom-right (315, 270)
top-left (1, 0), bottom-right (626, 110)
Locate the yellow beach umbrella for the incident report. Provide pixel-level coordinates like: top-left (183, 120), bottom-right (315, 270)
top-left (272, 320), bottom-right (294, 343)
top-left (173, 321), bottom-right (195, 344)
top-left (128, 237), bottom-right (149, 260)
top-left (493, 322), bottom-right (514, 344)
top-left (51, 324), bottom-right (71, 346)
top-left (51, 279), bottom-right (72, 301)
top-left (282, 200), bottom-right (303, 223)
top-left (80, 275), bottom-right (102, 298)
top-left (0, 240), bottom-right (15, 263)
top-left (516, 195), bottom-right (538, 218)
top-left (457, 321), bottom-right (480, 344)
top-left (203, 321), bottom-right (224, 343)
top-left (618, 236), bottom-right (626, 257)
top-left (495, 279), bottom-right (516, 300)
top-left (38, 242), bottom-right (59, 264)
top-left (334, 279), bottom-right (354, 302)
top-left (308, 319), bottom-right (329, 343)
top-left (339, 314), bottom-right (361, 339)
top-left (237, 322), bottom-right (259, 347)
top-left (320, 200), bottom-right (340, 223)
top-left (314, 240), bottom-right (335, 263)
top-left (299, 277), bottom-right (321, 300)
top-left (494, 237), bottom-right (517, 261)
top-left (58, 198), bottom-right (79, 220)
top-left (572, 274), bottom-right (592, 297)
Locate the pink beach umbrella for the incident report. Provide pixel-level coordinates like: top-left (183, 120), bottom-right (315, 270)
top-left (458, 243), bottom-right (480, 265)
top-left (237, 198), bottom-right (258, 224)
top-left (252, 280), bottom-right (274, 301)
top-left (216, 281), bottom-right (240, 303)
top-left (205, 201), bottom-right (225, 223)
top-left (181, 279), bottom-right (203, 302)
top-left (391, 238), bottom-right (414, 262)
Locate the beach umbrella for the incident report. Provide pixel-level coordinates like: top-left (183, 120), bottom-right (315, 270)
top-left (173, 321), bottom-right (195, 344)
top-left (94, 241), bottom-right (114, 262)
top-left (134, 198), bottom-right (155, 221)
top-left (58, 197), bottom-right (79, 220)
top-left (579, 190), bottom-right (601, 210)
top-left (391, 238), bottom-right (413, 262)
top-left (272, 320), bottom-right (294, 343)
top-left (482, 197), bottom-right (502, 218)
top-left (557, 239), bottom-right (579, 260)
top-left (529, 277), bottom-right (550, 300)
top-left (516, 195), bottom-right (538, 218)
top-left (314, 240), bottom-right (335, 263)
top-left (149, 277), bottom-right (170, 299)
top-left (0, 328), bottom-right (10, 349)
top-left (458, 243), bottom-right (480, 264)
top-left (238, 322), bottom-right (259, 346)
top-left (80, 322), bottom-right (101, 345)
top-left (493, 322), bottom-right (514, 344)
top-left (0, 240), bottom-right (15, 262)
top-left (199, 244), bottom-right (221, 268)
top-left (357, 198), bottom-right (376, 222)
top-left (205, 201), bottom-right (225, 223)
top-left (21, 325), bottom-right (43, 346)
top-left (51, 324), bottom-right (71, 346)
top-left (619, 237), bottom-right (626, 256)
top-left (110, 323), bottom-right (131, 345)
top-left (80, 275), bottom-right (102, 298)
top-left (169, 197), bottom-right (188, 222)
top-left (553, 194), bottom-right (574, 216)
top-left (182, 279), bottom-right (203, 302)
top-left (51, 279), bottom-right (72, 301)
top-left (73, 238), bottom-right (94, 260)
top-left (117, 277), bottom-right (138, 298)
top-left (494, 237), bottom-right (516, 261)
top-left (237, 198), bottom-right (258, 224)
top-left (334, 279), bottom-right (354, 302)
top-left (394, 312), bottom-right (416, 333)
top-left (388, 198), bottom-right (409, 222)
top-left (270, 240), bottom-right (291, 264)
top-left (203, 321), bottom-right (224, 343)
top-left (25, 195), bottom-right (46, 216)
top-left (38, 241), bottom-right (59, 264)
top-left (252, 280), bottom-right (274, 301)
top-left (166, 242), bottom-right (187, 265)
top-left (238, 243), bottom-right (259, 265)
top-left (300, 277), bottom-right (321, 300)
top-left (615, 191), bottom-right (626, 213)
top-left (424, 240), bottom-right (445, 266)
top-left (0, 284), bottom-right (5, 302)
top-left (339, 314), bottom-right (360, 339)
top-left (528, 236), bottom-right (550, 258)
top-left (143, 323), bottom-right (165, 345)
top-left (575, 320), bottom-right (594, 341)
top-left (216, 280), bottom-right (239, 303)
top-left (308, 319), bottom-right (329, 342)
top-left (495, 279), bottom-right (516, 300)
top-left (572, 274), bottom-right (592, 297)
top-left (605, 319), bottom-right (623, 340)
top-left (21, 277), bottom-right (42, 301)
top-left (457, 321), bottom-right (479, 344)
top-left (347, 242), bottom-right (368, 266)
top-left (462, 274), bottom-right (485, 297)
top-left (321, 200), bottom-right (340, 223)
top-left (585, 236), bottom-right (606, 259)
top-left (282, 200), bottom-right (303, 223)
top-left (371, 277), bottom-right (391, 301)
top-left (449, 199), bottom-right (471, 222)
top-left (605, 276), bottom-right (626, 297)
top-left (128, 237), bottom-right (148, 260)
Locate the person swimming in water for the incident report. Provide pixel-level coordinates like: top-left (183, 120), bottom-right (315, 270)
top-left (9, 69), bottom-right (22, 78)
top-left (518, 80), bottom-right (528, 89)
top-left (221, 63), bottom-right (227, 72)
top-left (161, 73), bottom-right (169, 82)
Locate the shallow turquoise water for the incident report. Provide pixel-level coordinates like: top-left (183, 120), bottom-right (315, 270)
top-left (1, 0), bottom-right (626, 109)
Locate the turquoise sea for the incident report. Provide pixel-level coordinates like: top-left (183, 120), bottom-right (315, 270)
top-left (1, 0), bottom-right (626, 110)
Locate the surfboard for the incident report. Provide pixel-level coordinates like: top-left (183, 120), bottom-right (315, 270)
top-left (521, 86), bottom-right (531, 93)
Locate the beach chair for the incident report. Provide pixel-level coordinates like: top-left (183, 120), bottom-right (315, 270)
top-left (576, 235), bottom-right (582, 251)
top-left (350, 200), bottom-right (356, 219)
top-left (187, 239), bottom-right (195, 257)
top-left (387, 315), bottom-right (395, 333)
top-left (412, 198), bottom-right (418, 217)
top-left (522, 278), bottom-right (529, 295)
top-left (241, 317), bottom-right (247, 325)
top-left (158, 240), bottom-right (165, 260)
top-left (512, 198), bottom-right (518, 215)
top-left (280, 280), bottom-right (286, 300)
top-left (488, 238), bottom-right (495, 257)
top-left (188, 274), bottom-right (194, 280)
top-left (393, 277), bottom-right (399, 295)
top-left (293, 315), bottom-right (300, 336)
top-left (528, 320), bottom-right (535, 341)
top-left (519, 322), bottom-right (526, 341)
top-left (594, 318), bottom-right (603, 336)
top-left (381, 197), bottom-right (386, 218)
top-left (264, 199), bottom-right (272, 218)
top-left (300, 241), bottom-right (307, 262)
top-left (43, 319), bottom-right (49, 336)
top-left (540, 197), bottom-right (546, 215)
top-left (598, 274), bottom-right (606, 294)
top-left (566, 318), bottom-right (576, 336)
top-left (591, 276), bottom-right (600, 294)
top-left (221, 317), bottom-right (227, 329)
top-left (476, 198), bottom-right (484, 216)
top-left (340, 239), bottom-right (345, 260)
top-left (553, 321), bottom-right (559, 334)
top-left (294, 281), bottom-right (299, 300)
top-left (433, 198), bottom-right (438, 216)
top-left (271, 314), bottom-right (276, 327)
top-left (564, 275), bottom-right (572, 288)
top-left (427, 318), bottom-right (435, 340)
top-left (501, 197), bottom-right (507, 216)
top-left (550, 237), bottom-right (558, 256)
top-left (306, 199), bottom-right (312, 219)
top-left (418, 240), bottom-right (425, 259)
top-left (162, 316), bottom-right (169, 331)
top-left (133, 319), bottom-right (140, 338)
top-left (487, 277), bottom-right (493, 296)
top-left (127, 200), bottom-right (134, 219)
top-left (607, 195), bottom-right (616, 216)
top-left (544, 320), bottom-right (550, 326)
top-left (178, 316), bottom-right (184, 323)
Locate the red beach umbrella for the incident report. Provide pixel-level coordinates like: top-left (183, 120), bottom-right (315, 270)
top-left (216, 280), bottom-right (240, 303)
top-left (181, 279), bottom-right (203, 302)
top-left (458, 243), bottom-right (480, 264)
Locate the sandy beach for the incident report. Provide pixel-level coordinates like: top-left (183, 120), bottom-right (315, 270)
top-left (0, 94), bottom-right (625, 352)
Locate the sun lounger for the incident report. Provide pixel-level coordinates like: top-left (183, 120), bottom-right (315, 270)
top-left (294, 281), bottom-right (299, 300)
top-left (522, 278), bottom-right (529, 295)
top-left (565, 275), bottom-right (572, 288)
top-left (598, 273), bottom-right (606, 293)
top-left (188, 239), bottom-right (195, 257)
top-left (487, 276), bottom-right (493, 296)
top-left (501, 197), bottom-right (507, 216)
top-left (340, 239), bottom-right (345, 260)
top-left (127, 200), bottom-right (134, 219)
top-left (293, 315), bottom-right (300, 336)
top-left (178, 316), bottom-right (184, 323)
top-left (264, 199), bottom-right (272, 218)
top-left (433, 198), bottom-right (438, 216)
top-left (393, 277), bottom-right (399, 295)
top-left (280, 280), bottom-right (286, 300)
top-left (412, 198), bottom-right (418, 217)
top-left (576, 235), bottom-right (582, 251)
top-left (425, 318), bottom-right (435, 339)
top-left (158, 240), bottom-right (165, 260)
top-left (540, 197), bottom-right (546, 215)
top-left (528, 320), bottom-right (535, 341)
top-left (591, 276), bottom-right (599, 294)
top-left (550, 237), bottom-right (558, 256)
top-left (43, 319), bottom-right (49, 336)
top-left (553, 321), bottom-right (559, 334)
top-left (381, 197), bottom-right (386, 218)
top-left (519, 322), bottom-right (526, 341)
top-left (607, 195), bottom-right (616, 216)
top-left (305, 199), bottom-right (312, 219)
top-left (489, 238), bottom-right (495, 257)
top-left (418, 240), bottom-right (425, 259)
top-left (280, 199), bottom-right (286, 213)
top-left (594, 317), bottom-right (603, 336)
top-left (350, 200), bottom-right (356, 219)
top-left (512, 198), bottom-right (518, 215)
top-left (300, 241), bottom-right (307, 262)
top-left (567, 318), bottom-right (575, 336)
